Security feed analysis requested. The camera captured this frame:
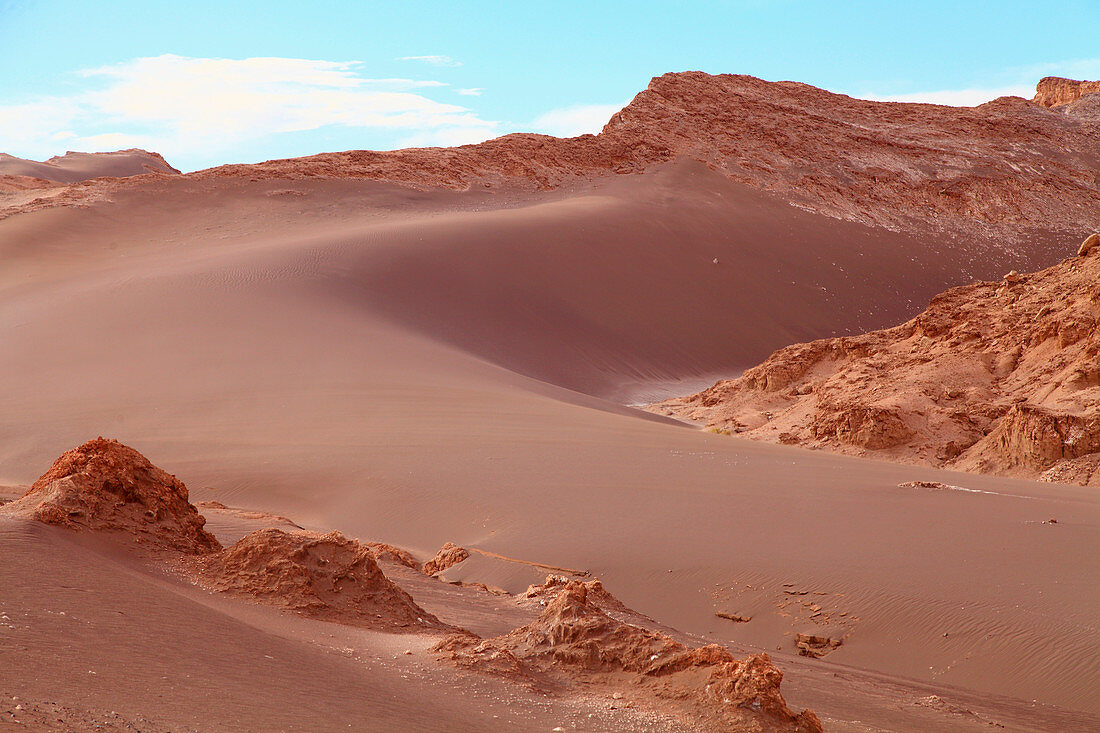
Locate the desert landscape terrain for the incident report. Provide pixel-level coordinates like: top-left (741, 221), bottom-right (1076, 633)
top-left (1, 72), bottom-right (1099, 732)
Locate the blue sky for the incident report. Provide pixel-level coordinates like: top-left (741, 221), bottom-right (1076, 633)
top-left (2, 0), bottom-right (1099, 171)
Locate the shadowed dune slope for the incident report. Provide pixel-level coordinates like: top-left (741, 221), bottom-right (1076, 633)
top-left (0, 161), bottom-right (1073, 400)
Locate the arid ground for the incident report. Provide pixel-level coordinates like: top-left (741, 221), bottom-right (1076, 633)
top-left (1, 73), bottom-right (1098, 732)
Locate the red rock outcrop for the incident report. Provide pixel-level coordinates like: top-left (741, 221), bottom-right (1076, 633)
top-left (1033, 77), bottom-right (1100, 108)
top-left (961, 404), bottom-right (1100, 474)
top-left (653, 235), bottom-right (1100, 483)
top-left (434, 580), bottom-right (822, 732)
top-left (521, 574), bottom-right (631, 614)
top-left (0, 438), bottom-right (220, 553)
top-left (8, 73), bottom-right (1100, 240)
top-left (422, 541), bottom-right (470, 575)
top-left (196, 528), bottom-right (445, 630)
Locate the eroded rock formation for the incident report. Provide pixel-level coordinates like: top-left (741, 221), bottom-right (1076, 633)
top-left (654, 235), bottom-right (1100, 484)
top-left (422, 541), bottom-right (470, 575)
top-left (434, 580), bottom-right (823, 732)
top-left (0, 438), bottom-right (220, 553)
top-left (197, 528), bottom-right (446, 630)
top-left (1033, 77), bottom-right (1100, 108)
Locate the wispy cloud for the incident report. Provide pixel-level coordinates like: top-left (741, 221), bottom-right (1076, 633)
top-left (0, 55), bottom-right (496, 169)
top-left (456, 88), bottom-right (483, 96)
top-left (397, 55), bottom-right (462, 67)
top-left (854, 57), bottom-right (1100, 107)
top-left (529, 103), bottom-right (625, 137)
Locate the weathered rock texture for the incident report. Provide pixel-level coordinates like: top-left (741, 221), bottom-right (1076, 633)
top-left (422, 541), bottom-right (470, 575)
top-left (0, 438), bottom-right (221, 553)
top-left (434, 579), bottom-right (822, 733)
top-left (653, 236), bottom-right (1100, 485)
top-left (7, 73), bottom-right (1100, 240)
top-left (196, 528), bottom-right (445, 630)
top-left (1033, 77), bottom-right (1100, 108)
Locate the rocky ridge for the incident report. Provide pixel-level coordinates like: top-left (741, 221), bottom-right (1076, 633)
top-left (6, 74), bottom-right (1099, 239)
top-left (652, 235), bottom-right (1100, 484)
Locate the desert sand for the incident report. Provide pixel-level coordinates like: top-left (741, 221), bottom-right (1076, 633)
top-left (1, 73), bottom-right (1099, 731)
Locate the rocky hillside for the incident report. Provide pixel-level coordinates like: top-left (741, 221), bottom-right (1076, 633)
top-left (651, 234), bottom-right (1100, 485)
top-left (197, 73), bottom-right (1100, 237)
top-left (8, 74), bottom-right (1099, 239)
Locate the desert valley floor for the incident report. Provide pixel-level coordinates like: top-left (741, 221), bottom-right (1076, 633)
top-left (1, 73), bottom-right (1099, 731)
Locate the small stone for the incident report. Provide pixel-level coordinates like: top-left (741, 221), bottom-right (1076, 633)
top-left (612, 692), bottom-right (623, 699)
top-left (403, 649), bottom-right (412, 655)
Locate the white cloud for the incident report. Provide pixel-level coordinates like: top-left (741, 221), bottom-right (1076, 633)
top-left (530, 103), bottom-right (625, 137)
top-left (456, 88), bottom-right (483, 96)
top-left (863, 85), bottom-right (1034, 107)
top-left (397, 55), bottom-right (462, 67)
top-left (0, 55), bottom-right (496, 169)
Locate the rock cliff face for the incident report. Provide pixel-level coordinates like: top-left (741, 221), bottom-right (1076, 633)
top-left (1033, 77), bottom-right (1100, 108)
top-left (652, 235), bottom-right (1100, 484)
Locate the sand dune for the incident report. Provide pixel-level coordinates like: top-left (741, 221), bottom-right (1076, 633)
top-left (0, 169), bottom-right (1097, 724)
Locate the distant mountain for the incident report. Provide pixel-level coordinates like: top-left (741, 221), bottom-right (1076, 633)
top-left (196, 71), bottom-right (1100, 240)
top-left (0, 149), bottom-right (179, 183)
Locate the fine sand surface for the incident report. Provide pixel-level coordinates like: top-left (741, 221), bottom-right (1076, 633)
top-left (1, 162), bottom-right (1098, 728)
